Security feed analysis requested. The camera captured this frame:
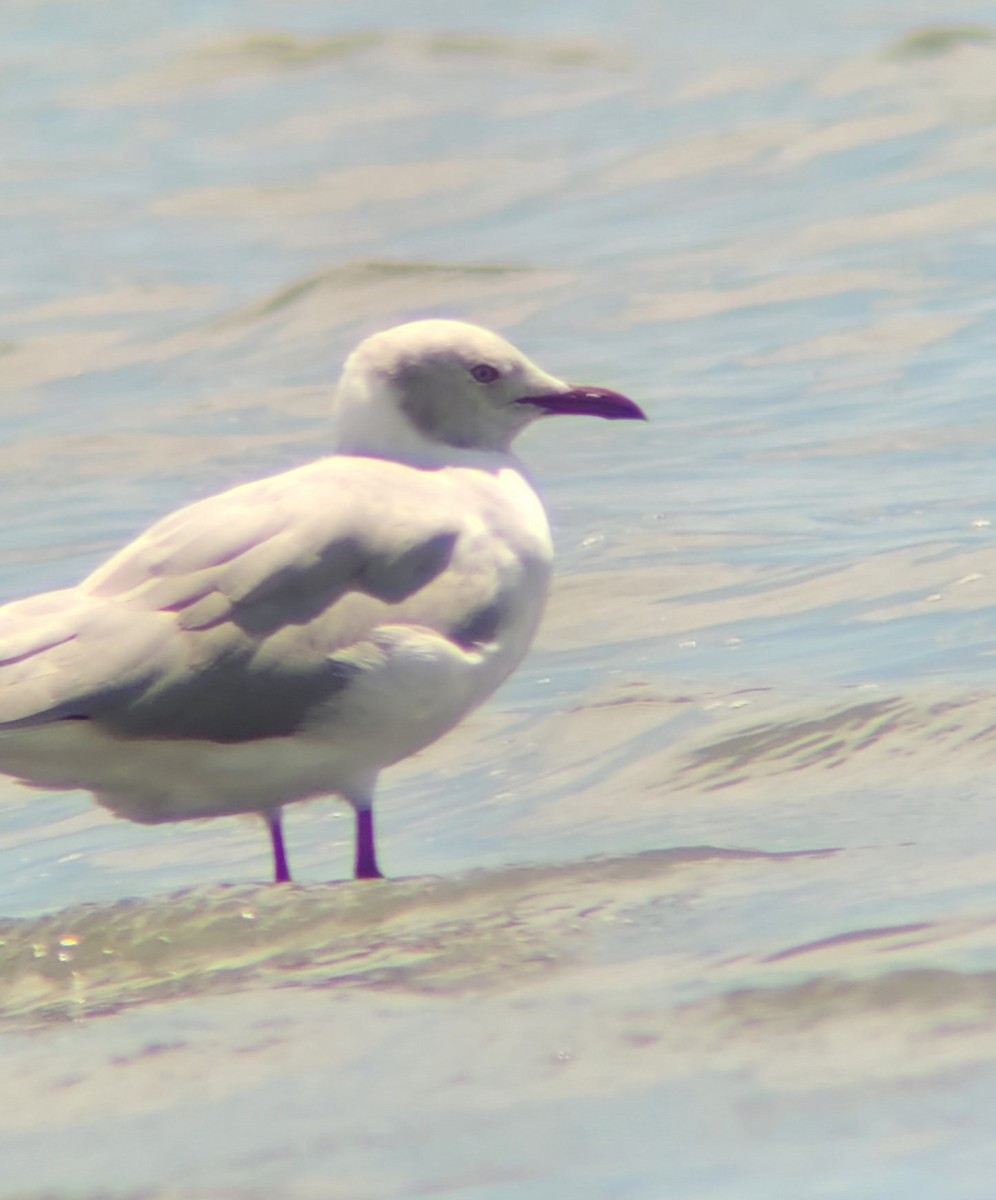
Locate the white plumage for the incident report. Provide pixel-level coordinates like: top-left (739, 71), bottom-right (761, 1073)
top-left (0, 319), bottom-right (645, 882)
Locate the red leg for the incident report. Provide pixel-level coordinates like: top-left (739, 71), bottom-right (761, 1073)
top-left (354, 807), bottom-right (383, 880)
top-left (267, 810), bottom-right (292, 883)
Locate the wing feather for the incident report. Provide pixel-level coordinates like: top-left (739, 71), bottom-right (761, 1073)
top-left (0, 458), bottom-right (495, 740)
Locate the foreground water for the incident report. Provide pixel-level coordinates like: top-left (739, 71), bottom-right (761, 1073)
top-left (3, 0), bottom-right (996, 1195)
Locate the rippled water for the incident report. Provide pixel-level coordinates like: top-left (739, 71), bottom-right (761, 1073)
top-left (4, 0), bottom-right (996, 1196)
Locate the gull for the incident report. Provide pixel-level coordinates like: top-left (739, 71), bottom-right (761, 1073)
top-left (0, 319), bottom-right (645, 884)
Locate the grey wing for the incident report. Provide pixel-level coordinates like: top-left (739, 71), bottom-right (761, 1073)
top-left (0, 589), bottom-right (172, 726)
top-left (0, 461), bottom-right (469, 740)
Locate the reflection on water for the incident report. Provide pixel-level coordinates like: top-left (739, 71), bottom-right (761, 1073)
top-left (3, 1), bottom-right (996, 1196)
top-left (7, 840), bottom-right (996, 1197)
top-left (0, 847), bottom-right (808, 1025)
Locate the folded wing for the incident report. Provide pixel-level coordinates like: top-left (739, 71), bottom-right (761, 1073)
top-left (0, 458), bottom-right (491, 741)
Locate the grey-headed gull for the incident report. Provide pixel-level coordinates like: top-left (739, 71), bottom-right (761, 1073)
top-left (0, 319), bottom-right (645, 883)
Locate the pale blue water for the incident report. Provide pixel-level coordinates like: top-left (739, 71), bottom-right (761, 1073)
top-left (3, 1), bottom-right (996, 1196)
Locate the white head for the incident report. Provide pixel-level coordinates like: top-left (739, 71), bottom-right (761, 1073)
top-left (332, 319), bottom-right (644, 460)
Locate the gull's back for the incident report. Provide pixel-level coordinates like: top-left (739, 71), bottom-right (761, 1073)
top-left (0, 449), bottom-right (553, 819)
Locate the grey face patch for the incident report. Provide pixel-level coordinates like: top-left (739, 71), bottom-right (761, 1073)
top-left (396, 359), bottom-right (521, 451)
top-left (399, 377), bottom-right (482, 449)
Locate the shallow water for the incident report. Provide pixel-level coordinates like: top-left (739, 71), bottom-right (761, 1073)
top-left (3, 0), bottom-right (996, 1196)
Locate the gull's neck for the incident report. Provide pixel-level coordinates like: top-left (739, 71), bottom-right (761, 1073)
top-left (332, 377), bottom-right (518, 472)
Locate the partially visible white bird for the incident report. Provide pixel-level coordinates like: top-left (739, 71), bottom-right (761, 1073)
top-left (0, 319), bottom-right (645, 883)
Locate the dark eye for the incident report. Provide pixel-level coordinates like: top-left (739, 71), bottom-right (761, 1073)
top-left (470, 363), bottom-right (500, 384)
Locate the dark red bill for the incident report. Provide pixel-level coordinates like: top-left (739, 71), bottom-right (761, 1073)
top-left (516, 386), bottom-right (647, 421)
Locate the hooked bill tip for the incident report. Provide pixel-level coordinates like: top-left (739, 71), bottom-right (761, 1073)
top-left (517, 385), bottom-right (647, 421)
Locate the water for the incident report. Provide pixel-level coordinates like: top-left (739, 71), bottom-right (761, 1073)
top-left (3, 0), bottom-right (996, 1195)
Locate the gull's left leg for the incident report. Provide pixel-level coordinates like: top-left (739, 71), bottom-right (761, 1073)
top-left (354, 804), bottom-right (383, 880)
top-left (266, 809), bottom-right (292, 883)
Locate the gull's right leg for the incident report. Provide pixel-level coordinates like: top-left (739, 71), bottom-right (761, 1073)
top-left (266, 809), bottom-right (292, 883)
top-left (354, 804), bottom-right (383, 880)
